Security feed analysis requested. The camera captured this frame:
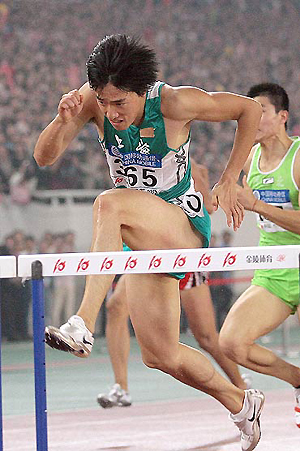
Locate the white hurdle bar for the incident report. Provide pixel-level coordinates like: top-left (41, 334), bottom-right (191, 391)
top-left (0, 256), bottom-right (16, 279)
top-left (18, 244), bottom-right (300, 277)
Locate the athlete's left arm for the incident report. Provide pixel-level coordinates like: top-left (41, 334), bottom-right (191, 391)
top-left (162, 86), bottom-right (262, 230)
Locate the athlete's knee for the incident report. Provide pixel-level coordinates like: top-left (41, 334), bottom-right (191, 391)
top-left (195, 331), bottom-right (217, 354)
top-left (106, 292), bottom-right (128, 319)
top-left (219, 328), bottom-right (248, 364)
top-left (94, 190), bottom-right (124, 220)
top-left (141, 349), bottom-right (180, 373)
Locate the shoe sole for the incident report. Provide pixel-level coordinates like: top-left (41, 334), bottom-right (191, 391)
top-left (97, 398), bottom-right (132, 409)
top-left (45, 326), bottom-right (89, 358)
top-left (97, 398), bottom-right (115, 408)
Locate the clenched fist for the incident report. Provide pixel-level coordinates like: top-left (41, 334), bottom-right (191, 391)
top-left (58, 89), bottom-right (84, 123)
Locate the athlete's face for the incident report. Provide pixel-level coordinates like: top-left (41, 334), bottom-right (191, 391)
top-left (254, 95), bottom-right (287, 144)
top-left (95, 83), bottom-right (146, 130)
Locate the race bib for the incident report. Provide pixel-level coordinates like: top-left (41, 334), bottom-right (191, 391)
top-left (107, 145), bottom-right (163, 191)
top-left (170, 185), bottom-right (205, 218)
top-left (253, 189), bottom-right (292, 232)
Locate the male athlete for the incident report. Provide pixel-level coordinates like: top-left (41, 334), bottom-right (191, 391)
top-left (34, 35), bottom-right (263, 449)
top-left (219, 83), bottom-right (300, 428)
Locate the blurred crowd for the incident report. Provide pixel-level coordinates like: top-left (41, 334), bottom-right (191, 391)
top-left (0, 229), bottom-right (78, 341)
top-left (1, 0), bottom-right (300, 201)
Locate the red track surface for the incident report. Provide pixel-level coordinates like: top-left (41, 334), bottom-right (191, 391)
top-left (4, 389), bottom-right (299, 450)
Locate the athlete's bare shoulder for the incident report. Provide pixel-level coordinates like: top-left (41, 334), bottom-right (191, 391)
top-left (160, 83), bottom-right (201, 127)
top-left (160, 83), bottom-right (192, 122)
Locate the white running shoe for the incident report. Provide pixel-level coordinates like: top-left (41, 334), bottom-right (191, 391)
top-left (45, 315), bottom-right (94, 358)
top-left (230, 389), bottom-right (265, 451)
top-left (294, 387), bottom-right (300, 428)
top-left (97, 383), bottom-right (132, 408)
top-left (241, 373), bottom-right (253, 390)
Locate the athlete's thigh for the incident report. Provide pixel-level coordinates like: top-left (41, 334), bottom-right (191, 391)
top-left (181, 283), bottom-right (217, 336)
top-left (221, 285), bottom-right (292, 341)
top-left (100, 188), bottom-right (203, 250)
top-left (125, 273), bottom-right (181, 358)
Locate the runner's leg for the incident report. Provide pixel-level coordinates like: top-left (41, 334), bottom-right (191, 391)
top-left (105, 275), bottom-right (130, 390)
top-left (181, 282), bottom-right (247, 389)
top-left (126, 273), bottom-right (245, 414)
top-left (220, 285), bottom-right (300, 386)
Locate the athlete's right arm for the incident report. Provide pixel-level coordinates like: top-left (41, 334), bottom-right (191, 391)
top-left (34, 83), bottom-right (98, 166)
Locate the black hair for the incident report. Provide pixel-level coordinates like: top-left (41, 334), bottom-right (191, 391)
top-left (86, 34), bottom-right (158, 96)
top-left (247, 83), bottom-right (289, 129)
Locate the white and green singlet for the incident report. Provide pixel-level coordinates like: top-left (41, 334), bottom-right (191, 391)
top-left (99, 81), bottom-right (211, 250)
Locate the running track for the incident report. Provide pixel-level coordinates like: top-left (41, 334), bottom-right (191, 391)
top-left (4, 389), bottom-right (299, 450)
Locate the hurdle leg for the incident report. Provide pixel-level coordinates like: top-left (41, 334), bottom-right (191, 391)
top-left (31, 261), bottom-right (48, 451)
top-left (0, 283), bottom-right (3, 451)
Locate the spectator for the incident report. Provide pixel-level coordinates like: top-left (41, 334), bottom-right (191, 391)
top-left (1, 0), bottom-right (300, 191)
top-left (9, 161), bottom-right (37, 205)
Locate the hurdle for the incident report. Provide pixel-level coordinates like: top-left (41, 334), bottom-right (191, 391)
top-left (0, 256), bottom-right (17, 451)
top-left (31, 260), bottom-right (48, 451)
top-left (15, 244), bottom-right (300, 451)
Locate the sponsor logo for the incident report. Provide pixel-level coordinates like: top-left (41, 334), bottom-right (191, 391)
top-left (82, 336), bottom-right (93, 346)
top-left (115, 135), bottom-right (124, 148)
top-left (248, 406), bottom-right (257, 422)
top-left (109, 147), bottom-right (161, 168)
top-left (115, 177), bottom-right (124, 184)
top-left (124, 256), bottom-right (138, 271)
top-left (138, 188), bottom-right (158, 195)
top-left (53, 259), bottom-right (66, 273)
top-left (148, 256), bottom-right (162, 270)
top-left (76, 259), bottom-right (90, 272)
top-left (197, 253), bottom-right (212, 268)
top-left (109, 145), bottom-right (123, 158)
top-left (136, 139), bottom-right (150, 154)
top-left (223, 252), bottom-right (237, 267)
top-left (99, 258), bottom-right (114, 272)
top-left (262, 177), bottom-right (274, 185)
top-left (173, 254), bottom-right (187, 269)
top-left (246, 254), bottom-right (273, 264)
top-left (254, 189), bottom-right (290, 204)
top-left (174, 148), bottom-right (187, 165)
top-left (276, 254), bottom-right (286, 262)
